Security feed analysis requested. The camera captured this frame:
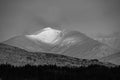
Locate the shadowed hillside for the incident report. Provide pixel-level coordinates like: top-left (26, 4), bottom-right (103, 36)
top-left (0, 43), bottom-right (116, 67)
top-left (0, 43), bottom-right (120, 80)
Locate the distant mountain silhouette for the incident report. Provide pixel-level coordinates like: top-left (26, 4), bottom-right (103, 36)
top-left (0, 43), bottom-right (116, 67)
top-left (93, 32), bottom-right (120, 50)
top-left (3, 27), bottom-right (118, 59)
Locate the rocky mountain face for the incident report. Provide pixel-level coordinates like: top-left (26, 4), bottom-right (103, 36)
top-left (3, 27), bottom-right (118, 59)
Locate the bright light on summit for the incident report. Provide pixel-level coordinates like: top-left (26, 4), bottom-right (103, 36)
top-left (26, 27), bottom-right (62, 44)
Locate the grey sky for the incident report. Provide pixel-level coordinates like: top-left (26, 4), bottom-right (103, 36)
top-left (0, 0), bottom-right (120, 42)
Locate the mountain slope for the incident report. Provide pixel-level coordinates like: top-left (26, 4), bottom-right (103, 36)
top-left (0, 43), bottom-right (116, 67)
top-left (3, 35), bottom-right (52, 52)
top-left (93, 32), bottom-right (120, 50)
top-left (99, 52), bottom-right (120, 65)
top-left (3, 27), bottom-right (118, 59)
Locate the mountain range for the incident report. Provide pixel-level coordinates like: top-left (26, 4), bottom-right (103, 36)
top-left (3, 27), bottom-right (119, 60)
top-left (93, 32), bottom-right (120, 50)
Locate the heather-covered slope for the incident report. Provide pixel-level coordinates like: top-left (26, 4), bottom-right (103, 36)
top-left (0, 43), bottom-right (116, 67)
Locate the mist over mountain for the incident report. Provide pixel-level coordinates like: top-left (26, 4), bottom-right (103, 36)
top-left (3, 27), bottom-right (118, 60)
top-left (1, 0), bottom-right (120, 79)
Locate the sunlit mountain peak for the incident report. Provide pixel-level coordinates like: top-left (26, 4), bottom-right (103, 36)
top-left (25, 27), bottom-right (63, 44)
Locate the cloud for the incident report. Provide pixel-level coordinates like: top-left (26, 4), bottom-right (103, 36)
top-left (0, 0), bottom-right (120, 42)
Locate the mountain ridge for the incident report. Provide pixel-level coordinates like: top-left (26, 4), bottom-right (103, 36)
top-left (93, 32), bottom-right (120, 50)
top-left (99, 52), bottom-right (120, 65)
top-left (3, 27), bottom-right (119, 59)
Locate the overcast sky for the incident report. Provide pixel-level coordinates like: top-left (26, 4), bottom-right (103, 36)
top-left (0, 0), bottom-right (120, 42)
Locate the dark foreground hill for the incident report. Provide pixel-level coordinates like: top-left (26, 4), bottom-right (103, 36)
top-left (0, 43), bottom-right (120, 80)
top-left (0, 43), bottom-right (115, 67)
